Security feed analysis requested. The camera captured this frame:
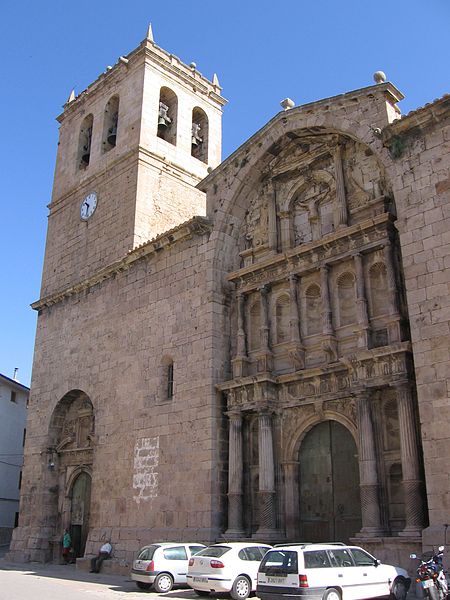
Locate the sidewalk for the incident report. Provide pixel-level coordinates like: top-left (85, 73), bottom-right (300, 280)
top-left (0, 554), bottom-right (134, 590)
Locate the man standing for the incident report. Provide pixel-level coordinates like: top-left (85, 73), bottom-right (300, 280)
top-left (90, 540), bottom-right (112, 573)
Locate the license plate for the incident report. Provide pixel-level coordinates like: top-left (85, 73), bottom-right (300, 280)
top-left (194, 577), bottom-right (208, 583)
top-left (422, 580), bottom-right (434, 589)
top-left (267, 577), bottom-right (286, 584)
top-left (134, 562), bottom-right (146, 571)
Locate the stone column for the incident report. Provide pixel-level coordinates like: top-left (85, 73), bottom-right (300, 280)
top-left (255, 411), bottom-right (278, 539)
top-left (384, 241), bottom-right (401, 343)
top-left (287, 275), bottom-right (305, 369)
top-left (321, 265), bottom-right (338, 362)
top-left (395, 382), bottom-right (425, 536)
top-left (232, 292), bottom-right (249, 378)
top-left (283, 461), bottom-right (300, 540)
top-left (266, 182), bottom-right (278, 252)
top-left (278, 211), bottom-right (291, 251)
top-left (357, 392), bottom-right (384, 536)
top-left (256, 285), bottom-right (272, 373)
top-left (353, 253), bottom-right (370, 348)
top-left (225, 410), bottom-right (245, 537)
top-left (334, 143), bottom-right (348, 228)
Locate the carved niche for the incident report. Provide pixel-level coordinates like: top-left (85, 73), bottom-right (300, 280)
top-left (58, 396), bottom-right (95, 452)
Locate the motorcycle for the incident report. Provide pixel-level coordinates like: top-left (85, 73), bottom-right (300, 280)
top-left (410, 546), bottom-right (449, 600)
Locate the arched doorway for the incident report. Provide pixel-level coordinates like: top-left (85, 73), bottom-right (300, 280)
top-left (299, 420), bottom-right (361, 542)
top-left (70, 471), bottom-right (91, 558)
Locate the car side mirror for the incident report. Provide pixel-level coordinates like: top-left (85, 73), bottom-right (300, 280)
top-left (374, 559), bottom-right (381, 567)
top-left (410, 554), bottom-right (417, 559)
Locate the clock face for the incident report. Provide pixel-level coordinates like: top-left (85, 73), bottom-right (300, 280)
top-left (80, 192), bottom-right (98, 221)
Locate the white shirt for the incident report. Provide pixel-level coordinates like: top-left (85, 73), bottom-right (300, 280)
top-left (100, 542), bottom-right (112, 554)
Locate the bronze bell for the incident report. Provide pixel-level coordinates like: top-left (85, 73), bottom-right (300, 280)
top-left (158, 116), bottom-right (168, 128)
top-left (107, 125), bottom-right (117, 146)
top-left (81, 144), bottom-right (90, 164)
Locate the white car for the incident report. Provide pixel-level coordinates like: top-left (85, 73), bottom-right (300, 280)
top-left (257, 543), bottom-right (411, 600)
top-left (131, 542), bottom-right (205, 592)
top-left (187, 542), bottom-right (272, 599)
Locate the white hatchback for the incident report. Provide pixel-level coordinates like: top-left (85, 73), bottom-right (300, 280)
top-left (187, 542), bottom-right (272, 599)
top-left (131, 542), bottom-right (205, 592)
top-left (257, 543), bottom-right (411, 600)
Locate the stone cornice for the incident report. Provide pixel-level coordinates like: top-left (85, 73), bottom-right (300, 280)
top-left (228, 212), bottom-right (395, 291)
top-left (383, 94), bottom-right (450, 139)
top-left (218, 342), bottom-right (412, 410)
top-left (49, 148), bottom-right (137, 211)
top-left (32, 216), bottom-right (211, 311)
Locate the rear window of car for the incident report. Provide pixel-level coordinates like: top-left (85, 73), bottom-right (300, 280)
top-left (189, 545), bottom-right (205, 555)
top-left (259, 550), bottom-right (298, 574)
top-left (163, 546), bottom-right (187, 560)
top-left (239, 547), bottom-right (267, 561)
top-left (304, 550), bottom-right (331, 569)
top-left (136, 545), bottom-right (158, 560)
top-left (195, 545), bottom-right (231, 558)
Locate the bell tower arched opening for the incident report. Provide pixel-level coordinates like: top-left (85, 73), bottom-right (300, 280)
top-left (298, 420), bottom-right (361, 542)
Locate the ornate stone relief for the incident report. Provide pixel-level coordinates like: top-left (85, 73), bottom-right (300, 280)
top-left (58, 396), bottom-right (95, 453)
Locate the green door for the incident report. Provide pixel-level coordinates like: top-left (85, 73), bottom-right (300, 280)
top-left (299, 421), bottom-right (361, 542)
top-left (70, 472), bottom-right (91, 558)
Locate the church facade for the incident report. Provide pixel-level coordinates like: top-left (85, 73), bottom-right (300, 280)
top-left (9, 28), bottom-right (450, 569)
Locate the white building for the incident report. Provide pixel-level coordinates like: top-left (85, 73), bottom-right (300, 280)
top-left (0, 372), bottom-right (28, 545)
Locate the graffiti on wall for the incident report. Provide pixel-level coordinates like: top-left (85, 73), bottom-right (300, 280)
top-left (133, 436), bottom-right (159, 504)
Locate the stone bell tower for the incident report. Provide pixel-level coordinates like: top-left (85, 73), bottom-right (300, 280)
top-left (8, 25), bottom-right (226, 564)
top-left (40, 23), bottom-right (226, 300)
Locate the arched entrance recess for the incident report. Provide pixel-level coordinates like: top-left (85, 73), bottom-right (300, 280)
top-left (299, 420), bottom-right (361, 542)
top-left (47, 390), bottom-right (95, 560)
top-left (70, 471), bottom-right (92, 558)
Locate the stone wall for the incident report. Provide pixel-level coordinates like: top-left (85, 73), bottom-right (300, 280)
top-left (9, 222), bottom-right (227, 564)
top-left (383, 96), bottom-right (450, 548)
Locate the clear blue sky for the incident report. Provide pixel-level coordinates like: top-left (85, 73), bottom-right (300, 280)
top-left (1, 0), bottom-right (449, 387)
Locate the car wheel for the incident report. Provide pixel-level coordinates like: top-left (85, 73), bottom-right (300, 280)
top-left (231, 575), bottom-right (251, 600)
top-left (153, 572), bottom-right (174, 593)
top-left (194, 591), bottom-right (210, 597)
top-left (390, 578), bottom-right (408, 600)
top-left (322, 588), bottom-right (341, 600)
top-left (136, 581), bottom-right (152, 590)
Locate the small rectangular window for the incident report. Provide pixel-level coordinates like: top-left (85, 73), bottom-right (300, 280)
top-left (22, 429), bottom-right (26, 447)
top-left (14, 512), bottom-right (19, 528)
top-left (10, 391), bottom-right (17, 403)
top-left (18, 471), bottom-right (22, 490)
top-left (167, 363), bottom-right (174, 399)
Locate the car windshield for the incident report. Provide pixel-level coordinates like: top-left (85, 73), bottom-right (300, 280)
top-left (195, 545), bottom-right (231, 558)
top-left (136, 545), bottom-right (158, 560)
